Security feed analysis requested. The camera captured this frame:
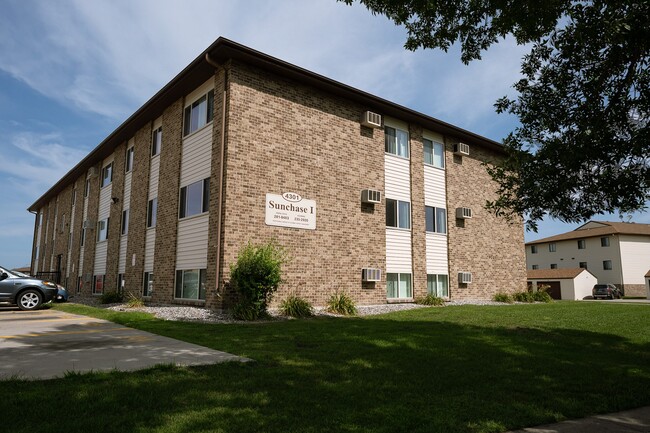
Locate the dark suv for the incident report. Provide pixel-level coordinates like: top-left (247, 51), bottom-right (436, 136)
top-left (592, 283), bottom-right (623, 300)
top-left (0, 266), bottom-right (59, 310)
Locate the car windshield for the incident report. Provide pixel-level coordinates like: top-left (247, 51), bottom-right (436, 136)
top-left (11, 270), bottom-right (30, 278)
top-left (0, 267), bottom-right (19, 278)
top-left (594, 284), bottom-right (608, 289)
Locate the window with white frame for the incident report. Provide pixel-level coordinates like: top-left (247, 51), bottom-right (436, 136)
top-left (384, 126), bottom-right (409, 158)
top-left (179, 178), bottom-right (210, 218)
top-left (151, 127), bottom-right (162, 157)
top-left (386, 199), bottom-right (411, 229)
top-left (577, 239), bottom-right (586, 249)
top-left (143, 272), bottom-right (153, 297)
top-left (549, 243), bottom-right (556, 252)
top-left (175, 269), bottom-right (206, 300)
top-left (183, 90), bottom-right (214, 136)
top-left (71, 189), bottom-right (76, 206)
top-left (84, 179), bottom-right (90, 197)
top-left (425, 206), bottom-right (447, 234)
top-left (531, 245), bottom-right (538, 254)
top-left (121, 209), bottom-right (129, 235)
top-left (101, 162), bottom-right (113, 188)
top-left (117, 274), bottom-right (125, 292)
top-left (601, 237), bottom-right (610, 247)
top-left (427, 274), bottom-right (448, 297)
top-left (97, 218), bottom-right (109, 242)
top-left (80, 228), bottom-right (85, 247)
top-left (147, 198), bottom-right (157, 228)
top-left (531, 264), bottom-right (539, 270)
top-left (603, 260), bottom-right (612, 270)
top-left (386, 273), bottom-right (412, 298)
top-left (125, 146), bottom-right (134, 172)
top-left (423, 138), bottom-right (444, 168)
top-left (92, 275), bottom-right (104, 295)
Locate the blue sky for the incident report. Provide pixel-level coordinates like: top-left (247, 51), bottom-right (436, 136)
top-left (0, 0), bottom-right (647, 269)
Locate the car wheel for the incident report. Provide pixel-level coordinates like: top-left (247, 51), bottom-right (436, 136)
top-left (17, 290), bottom-right (42, 311)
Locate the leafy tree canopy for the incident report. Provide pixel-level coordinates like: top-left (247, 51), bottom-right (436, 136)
top-left (342, 0), bottom-right (649, 230)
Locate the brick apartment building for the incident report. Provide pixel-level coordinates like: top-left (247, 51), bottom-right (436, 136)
top-left (28, 37), bottom-right (526, 309)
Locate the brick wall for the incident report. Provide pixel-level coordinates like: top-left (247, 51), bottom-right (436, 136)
top-left (409, 125), bottom-right (427, 299)
top-left (81, 164), bottom-right (102, 296)
top-left (52, 184), bottom-right (73, 284)
top-left (105, 142), bottom-right (126, 291)
top-left (69, 176), bottom-right (85, 292)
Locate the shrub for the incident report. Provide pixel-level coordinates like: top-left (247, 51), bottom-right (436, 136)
top-left (493, 292), bottom-right (513, 303)
top-left (532, 290), bottom-right (553, 303)
top-left (100, 291), bottom-right (123, 304)
top-left (513, 291), bottom-right (534, 303)
top-left (415, 294), bottom-right (445, 306)
top-left (326, 291), bottom-right (357, 315)
top-left (125, 292), bottom-right (145, 308)
top-left (279, 294), bottom-right (313, 318)
top-left (230, 240), bottom-right (287, 321)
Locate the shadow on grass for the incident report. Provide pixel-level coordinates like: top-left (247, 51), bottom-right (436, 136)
top-left (2, 304), bottom-right (650, 433)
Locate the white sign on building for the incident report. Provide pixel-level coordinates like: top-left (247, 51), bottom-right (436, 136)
top-left (265, 192), bottom-right (316, 230)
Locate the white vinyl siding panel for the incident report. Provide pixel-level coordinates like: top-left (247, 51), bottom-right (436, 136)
top-left (426, 234), bottom-right (448, 274)
top-left (423, 165), bottom-right (446, 208)
top-left (619, 235), bottom-right (650, 284)
top-left (118, 170), bottom-right (132, 275)
top-left (149, 155), bottom-right (160, 199)
top-left (78, 198), bottom-right (89, 274)
top-left (118, 236), bottom-right (128, 274)
top-left (98, 183), bottom-right (112, 221)
top-left (123, 172), bottom-right (132, 210)
top-left (94, 242), bottom-right (108, 274)
top-left (176, 214), bottom-right (209, 269)
top-left (386, 229), bottom-right (412, 273)
top-left (384, 155), bottom-right (411, 202)
top-left (180, 125), bottom-right (212, 186)
top-left (66, 207), bottom-right (75, 277)
top-left (144, 228), bottom-right (156, 272)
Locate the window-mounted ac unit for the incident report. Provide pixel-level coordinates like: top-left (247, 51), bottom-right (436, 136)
top-left (82, 219), bottom-right (95, 229)
top-left (362, 268), bottom-right (382, 282)
top-left (361, 189), bottom-right (382, 204)
top-left (458, 272), bottom-right (472, 284)
top-left (87, 167), bottom-right (99, 178)
top-left (453, 142), bottom-right (470, 156)
top-left (361, 111), bottom-right (382, 128)
top-left (456, 207), bottom-right (473, 219)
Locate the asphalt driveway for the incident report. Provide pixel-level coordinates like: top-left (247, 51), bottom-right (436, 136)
top-left (0, 309), bottom-right (248, 380)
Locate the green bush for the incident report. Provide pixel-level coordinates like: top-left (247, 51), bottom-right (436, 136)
top-left (279, 294), bottom-right (313, 318)
top-left (100, 291), bottom-right (123, 304)
top-left (230, 240), bottom-right (287, 321)
top-left (125, 292), bottom-right (145, 308)
top-left (532, 290), bottom-right (553, 303)
top-left (415, 294), bottom-right (445, 306)
top-left (513, 291), bottom-right (534, 303)
top-left (493, 292), bottom-right (513, 303)
top-left (326, 291), bottom-right (357, 316)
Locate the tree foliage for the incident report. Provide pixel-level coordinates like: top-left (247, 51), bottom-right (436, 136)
top-left (342, 0), bottom-right (649, 230)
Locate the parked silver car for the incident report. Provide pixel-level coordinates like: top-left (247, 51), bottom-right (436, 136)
top-left (0, 266), bottom-right (59, 310)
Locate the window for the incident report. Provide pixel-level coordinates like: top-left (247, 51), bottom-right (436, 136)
top-left (549, 243), bottom-right (556, 252)
top-left (427, 274), bottom-right (448, 297)
top-left (423, 138), bottom-right (444, 168)
top-left (384, 126), bottom-right (409, 158)
top-left (151, 127), bottom-right (162, 157)
top-left (550, 264), bottom-right (558, 269)
top-left (425, 206), bottom-right (447, 234)
top-left (97, 218), bottom-right (109, 242)
top-left (143, 272), bottom-right (154, 297)
top-left (77, 276), bottom-right (82, 294)
top-left (84, 179), bottom-right (90, 197)
top-left (531, 265), bottom-right (539, 270)
top-left (60, 214), bottom-right (66, 233)
top-left (577, 239), bottom-right (586, 249)
top-left (92, 275), bottom-right (104, 295)
top-left (101, 162), bottom-right (113, 188)
top-left (579, 262), bottom-right (588, 269)
top-left (71, 189), bottom-right (76, 206)
top-left (121, 209), bottom-right (129, 235)
top-left (531, 245), bottom-right (538, 254)
top-left (147, 198), bottom-right (157, 228)
top-left (601, 237), bottom-right (610, 247)
top-left (386, 199), bottom-right (411, 229)
top-left (179, 178), bottom-right (210, 218)
top-left (175, 269), bottom-right (206, 300)
top-left (386, 273), bottom-right (412, 298)
top-left (603, 260), bottom-right (612, 270)
top-left (117, 274), bottom-right (125, 293)
top-left (125, 146), bottom-right (134, 172)
top-left (80, 228), bottom-right (85, 247)
top-left (183, 90), bottom-right (214, 136)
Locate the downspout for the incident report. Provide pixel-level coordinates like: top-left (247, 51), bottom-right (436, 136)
top-left (205, 53), bottom-right (228, 301)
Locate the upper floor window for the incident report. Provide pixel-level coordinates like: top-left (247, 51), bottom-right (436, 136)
top-left (71, 189), bottom-right (76, 206)
top-left (423, 138), bottom-right (444, 168)
top-left (549, 243), bottom-right (556, 252)
top-left (125, 146), bottom-right (134, 172)
top-left (531, 245), bottom-right (538, 254)
top-left (97, 218), bottom-right (109, 242)
top-left (601, 237), bottom-right (610, 247)
top-left (147, 198), bottom-right (157, 228)
top-left (151, 127), bottom-right (162, 157)
top-left (179, 178), bottom-right (210, 219)
top-left (577, 239), bottom-right (586, 249)
top-left (121, 209), bottom-right (129, 235)
top-left (579, 262), bottom-right (588, 269)
top-left (101, 162), bottom-right (113, 188)
top-left (386, 199), bottom-right (411, 229)
top-left (384, 126), bottom-right (409, 158)
top-left (183, 90), bottom-right (214, 136)
top-left (84, 179), bottom-right (90, 197)
top-left (550, 264), bottom-right (558, 269)
top-left (425, 206), bottom-right (447, 234)
top-left (603, 260), bottom-right (612, 270)
top-left (531, 264), bottom-right (539, 270)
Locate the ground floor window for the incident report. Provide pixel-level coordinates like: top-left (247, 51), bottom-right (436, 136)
top-left (92, 275), bottom-right (104, 295)
top-left (427, 274), bottom-right (449, 298)
top-left (117, 273), bottom-right (125, 293)
top-left (386, 273), bottom-right (412, 298)
top-left (175, 269), bottom-right (206, 300)
top-left (77, 276), bottom-right (82, 294)
top-left (143, 272), bottom-right (153, 297)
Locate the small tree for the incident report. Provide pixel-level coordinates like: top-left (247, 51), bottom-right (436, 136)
top-left (230, 240), bottom-right (287, 320)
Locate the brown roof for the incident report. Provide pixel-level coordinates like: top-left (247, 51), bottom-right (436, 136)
top-left (526, 221), bottom-right (650, 245)
top-left (527, 268), bottom-right (591, 280)
top-left (28, 37), bottom-right (504, 212)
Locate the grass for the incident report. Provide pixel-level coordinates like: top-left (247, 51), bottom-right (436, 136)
top-left (3, 302), bottom-right (650, 433)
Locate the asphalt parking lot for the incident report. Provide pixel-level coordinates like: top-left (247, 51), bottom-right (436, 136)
top-left (0, 309), bottom-right (248, 380)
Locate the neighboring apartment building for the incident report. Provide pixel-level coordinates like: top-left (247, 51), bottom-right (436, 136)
top-left (525, 221), bottom-right (650, 297)
top-left (28, 37), bottom-right (526, 309)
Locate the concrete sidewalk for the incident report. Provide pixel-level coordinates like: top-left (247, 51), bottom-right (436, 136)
top-left (507, 406), bottom-right (650, 432)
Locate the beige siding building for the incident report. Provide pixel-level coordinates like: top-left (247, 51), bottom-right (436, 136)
top-left (28, 38), bottom-right (526, 309)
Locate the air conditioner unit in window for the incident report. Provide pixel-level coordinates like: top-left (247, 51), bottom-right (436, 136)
top-left (361, 189), bottom-right (382, 204)
top-left (361, 111), bottom-right (382, 128)
top-left (453, 142), bottom-right (470, 156)
top-left (456, 207), bottom-right (473, 219)
top-left (87, 167), bottom-right (99, 178)
top-left (362, 268), bottom-right (382, 282)
top-left (458, 272), bottom-right (472, 284)
top-left (82, 219), bottom-right (95, 229)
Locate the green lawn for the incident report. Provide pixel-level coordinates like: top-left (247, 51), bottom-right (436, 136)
top-left (4, 302), bottom-right (650, 433)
